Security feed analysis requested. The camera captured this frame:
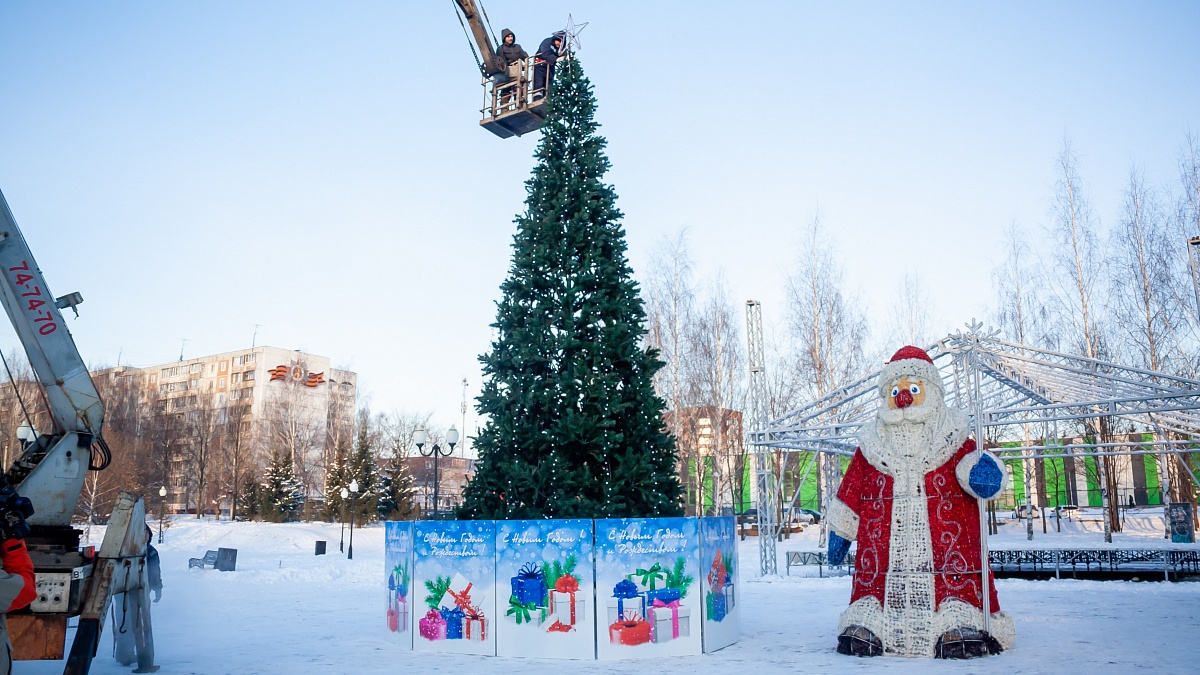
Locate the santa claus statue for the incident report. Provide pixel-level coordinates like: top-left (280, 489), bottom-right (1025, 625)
top-left (826, 346), bottom-right (1015, 659)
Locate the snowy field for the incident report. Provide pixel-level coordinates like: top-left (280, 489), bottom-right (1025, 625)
top-left (16, 514), bottom-right (1200, 675)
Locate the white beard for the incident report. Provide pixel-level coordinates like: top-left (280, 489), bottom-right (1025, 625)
top-left (860, 397), bottom-right (969, 477)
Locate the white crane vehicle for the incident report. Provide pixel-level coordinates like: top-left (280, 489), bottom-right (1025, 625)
top-left (0, 187), bottom-right (157, 673)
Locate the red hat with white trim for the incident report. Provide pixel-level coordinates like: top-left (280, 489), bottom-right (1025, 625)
top-left (877, 345), bottom-right (942, 397)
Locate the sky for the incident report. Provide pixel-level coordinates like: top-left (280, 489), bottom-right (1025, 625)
top-left (1, 1), bottom-right (1198, 439)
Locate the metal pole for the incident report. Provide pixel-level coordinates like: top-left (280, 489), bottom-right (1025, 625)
top-left (1187, 236), bottom-right (1200, 317)
top-left (965, 322), bottom-right (992, 634)
top-left (745, 300), bottom-right (777, 575)
top-left (159, 487), bottom-right (166, 544)
top-left (348, 493), bottom-right (356, 560)
top-left (339, 502), bottom-right (345, 552)
top-left (436, 449), bottom-right (446, 516)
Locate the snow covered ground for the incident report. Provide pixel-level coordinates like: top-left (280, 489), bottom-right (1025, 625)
top-left (16, 514), bottom-right (1200, 675)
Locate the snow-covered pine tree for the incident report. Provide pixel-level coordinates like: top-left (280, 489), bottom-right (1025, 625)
top-left (376, 460), bottom-right (418, 520)
top-left (259, 448), bottom-right (304, 522)
top-left (236, 479), bottom-right (259, 521)
top-left (459, 56), bottom-right (684, 520)
top-left (348, 422), bottom-right (381, 524)
top-left (322, 437), bottom-right (351, 521)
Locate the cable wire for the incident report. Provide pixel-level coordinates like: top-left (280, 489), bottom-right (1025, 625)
top-left (451, 0), bottom-right (483, 72)
top-left (477, 0), bottom-right (499, 51)
top-left (0, 349), bottom-right (35, 441)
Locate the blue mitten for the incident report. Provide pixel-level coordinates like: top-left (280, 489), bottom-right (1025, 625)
top-left (828, 531), bottom-right (851, 566)
top-left (968, 454), bottom-right (1004, 499)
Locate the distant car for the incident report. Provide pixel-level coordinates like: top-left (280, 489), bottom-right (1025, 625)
top-left (738, 509), bottom-right (758, 525)
top-left (792, 506), bottom-right (820, 523)
top-left (1012, 505), bottom-right (1041, 519)
top-left (1051, 505), bottom-right (1080, 518)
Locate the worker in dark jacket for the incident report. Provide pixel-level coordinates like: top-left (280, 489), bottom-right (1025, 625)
top-left (1, 532), bottom-right (36, 674)
top-left (496, 29), bottom-right (527, 107)
top-left (497, 29), bottom-right (526, 68)
top-left (533, 31), bottom-right (564, 100)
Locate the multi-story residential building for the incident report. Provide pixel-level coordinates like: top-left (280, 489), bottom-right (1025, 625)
top-left (664, 406), bottom-right (749, 516)
top-left (92, 346), bottom-right (356, 513)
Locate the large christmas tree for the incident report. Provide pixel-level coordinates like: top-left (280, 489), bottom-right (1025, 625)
top-left (459, 57), bottom-right (683, 520)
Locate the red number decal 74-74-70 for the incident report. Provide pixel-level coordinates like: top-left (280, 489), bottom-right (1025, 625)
top-left (8, 260), bottom-right (57, 336)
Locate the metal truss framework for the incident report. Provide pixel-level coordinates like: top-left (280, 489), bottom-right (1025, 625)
top-left (749, 322), bottom-right (1200, 569)
top-left (745, 300), bottom-right (778, 575)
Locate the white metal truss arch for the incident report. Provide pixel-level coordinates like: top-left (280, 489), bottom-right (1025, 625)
top-left (748, 323), bottom-right (1200, 554)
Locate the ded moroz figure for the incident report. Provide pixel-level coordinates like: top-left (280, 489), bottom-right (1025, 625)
top-left (826, 346), bottom-right (1015, 659)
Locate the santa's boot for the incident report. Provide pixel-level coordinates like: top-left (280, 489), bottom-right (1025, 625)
top-left (836, 625), bottom-right (882, 657)
top-left (935, 628), bottom-right (1004, 659)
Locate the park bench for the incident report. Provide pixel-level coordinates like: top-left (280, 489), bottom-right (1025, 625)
top-left (188, 550), bottom-right (217, 569)
top-left (786, 550), bottom-right (854, 577)
top-left (188, 547), bottom-right (238, 571)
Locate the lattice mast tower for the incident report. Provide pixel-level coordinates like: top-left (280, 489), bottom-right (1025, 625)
top-left (746, 300), bottom-right (777, 575)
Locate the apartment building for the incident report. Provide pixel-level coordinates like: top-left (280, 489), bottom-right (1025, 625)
top-left (94, 346), bottom-right (356, 512)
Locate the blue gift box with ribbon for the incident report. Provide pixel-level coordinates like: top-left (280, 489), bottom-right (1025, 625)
top-left (440, 606), bottom-right (466, 640)
top-left (510, 562), bottom-right (546, 607)
top-left (646, 586), bottom-right (681, 606)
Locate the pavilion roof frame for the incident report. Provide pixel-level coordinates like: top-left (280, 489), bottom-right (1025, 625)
top-left (750, 322), bottom-right (1200, 506)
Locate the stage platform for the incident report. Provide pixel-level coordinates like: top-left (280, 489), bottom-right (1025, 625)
top-left (783, 545), bottom-right (1200, 581)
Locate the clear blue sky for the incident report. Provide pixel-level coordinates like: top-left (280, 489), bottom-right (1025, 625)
top-left (1, 1), bottom-right (1197, 433)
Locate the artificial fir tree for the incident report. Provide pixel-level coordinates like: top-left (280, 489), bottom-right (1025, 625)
top-left (459, 56), bottom-right (683, 520)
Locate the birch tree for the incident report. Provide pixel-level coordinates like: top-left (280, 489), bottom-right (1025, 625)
top-left (887, 272), bottom-right (935, 348)
top-left (1045, 140), bottom-right (1119, 537)
top-left (784, 216), bottom-right (869, 535)
top-left (686, 275), bottom-right (746, 515)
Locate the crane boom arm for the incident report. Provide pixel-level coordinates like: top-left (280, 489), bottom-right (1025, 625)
top-left (454, 0), bottom-right (504, 76)
top-left (0, 189), bottom-right (103, 436)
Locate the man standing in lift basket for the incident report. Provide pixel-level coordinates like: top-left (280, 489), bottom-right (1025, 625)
top-left (496, 28), bottom-right (527, 107)
top-left (0, 483), bottom-right (36, 675)
top-left (533, 31), bottom-right (564, 100)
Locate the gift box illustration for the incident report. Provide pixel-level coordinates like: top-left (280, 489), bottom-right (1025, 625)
top-left (606, 578), bottom-right (646, 625)
top-left (542, 554), bottom-right (583, 630)
top-left (608, 612), bottom-right (653, 646)
top-left (464, 605), bottom-right (487, 641)
top-left (705, 550), bottom-right (734, 622)
top-left (388, 562), bottom-right (410, 633)
top-left (421, 572), bottom-right (484, 641)
top-left (437, 573), bottom-right (485, 615)
top-left (511, 562), bottom-right (547, 607)
top-left (629, 562), bottom-right (666, 594)
top-left (419, 609), bottom-right (447, 641)
top-left (651, 596), bottom-right (691, 643)
top-left (441, 606), bottom-right (466, 640)
top-left (548, 574), bottom-right (585, 628)
top-left (506, 593), bottom-right (548, 626)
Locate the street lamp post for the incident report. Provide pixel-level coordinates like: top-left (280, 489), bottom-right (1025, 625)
top-left (415, 425), bottom-right (458, 519)
top-left (158, 485), bottom-right (167, 544)
top-left (339, 487), bottom-right (349, 553)
top-left (348, 479), bottom-right (359, 560)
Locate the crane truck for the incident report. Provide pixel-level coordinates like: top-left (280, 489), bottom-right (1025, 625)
top-left (0, 187), bottom-right (157, 673)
